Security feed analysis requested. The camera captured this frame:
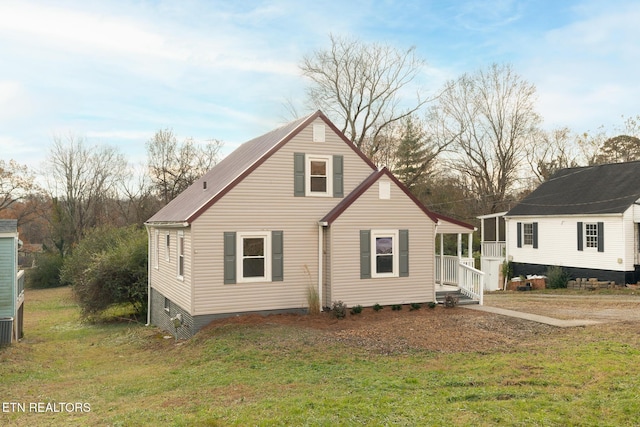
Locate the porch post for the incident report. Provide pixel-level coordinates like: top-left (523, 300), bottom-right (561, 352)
top-left (439, 233), bottom-right (444, 286)
top-left (468, 233), bottom-right (473, 260)
top-left (457, 233), bottom-right (462, 259)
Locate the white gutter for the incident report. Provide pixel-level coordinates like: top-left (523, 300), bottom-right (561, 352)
top-left (144, 224), bottom-right (152, 327)
top-left (144, 221), bottom-right (190, 228)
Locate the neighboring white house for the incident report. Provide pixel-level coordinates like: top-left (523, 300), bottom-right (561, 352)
top-left (145, 111), bottom-right (478, 338)
top-left (479, 161), bottom-right (640, 287)
top-left (0, 220), bottom-right (24, 345)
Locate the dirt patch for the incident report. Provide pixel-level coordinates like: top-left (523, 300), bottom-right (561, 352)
top-left (199, 304), bottom-right (558, 355)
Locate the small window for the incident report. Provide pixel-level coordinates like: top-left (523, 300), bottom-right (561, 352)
top-left (371, 230), bottom-right (399, 278)
top-left (165, 233), bottom-right (171, 261)
top-left (237, 232), bottom-right (271, 282)
top-left (306, 155), bottom-right (332, 196)
top-left (177, 231), bottom-right (185, 279)
top-left (523, 223), bottom-right (534, 246)
top-left (164, 297), bottom-right (170, 313)
top-left (585, 223), bottom-right (598, 248)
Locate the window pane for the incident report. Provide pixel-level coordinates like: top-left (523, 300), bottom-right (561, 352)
top-left (310, 160), bottom-right (326, 175)
top-left (376, 255), bottom-right (393, 273)
top-left (243, 258), bottom-right (265, 277)
top-left (179, 257), bottom-right (184, 276)
top-left (243, 238), bottom-right (264, 256)
top-left (376, 237), bottom-right (393, 254)
top-left (310, 176), bottom-right (327, 192)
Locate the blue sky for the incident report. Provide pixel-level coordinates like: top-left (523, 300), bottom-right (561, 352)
top-left (2, 0), bottom-right (639, 171)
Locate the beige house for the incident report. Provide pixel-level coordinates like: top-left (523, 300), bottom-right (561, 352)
top-left (145, 111), bottom-right (476, 338)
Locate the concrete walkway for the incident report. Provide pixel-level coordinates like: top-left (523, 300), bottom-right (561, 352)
top-left (463, 305), bottom-right (603, 328)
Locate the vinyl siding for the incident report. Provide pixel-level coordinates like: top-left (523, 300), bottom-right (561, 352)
top-left (329, 179), bottom-right (435, 307)
top-left (148, 227), bottom-right (192, 313)
top-left (507, 214), bottom-right (630, 272)
top-left (191, 118), bottom-right (375, 315)
top-left (0, 236), bottom-right (16, 318)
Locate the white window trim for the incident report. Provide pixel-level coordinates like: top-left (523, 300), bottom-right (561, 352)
top-left (305, 154), bottom-right (333, 197)
top-left (523, 223), bottom-right (534, 246)
top-left (237, 231), bottom-right (272, 283)
top-left (371, 229), bottom-right (399, 278)
top-left (154, 230), bottom-right (159, 270)
top-left (177, 230), bottom-right (185, 281)
top-left (585, 222), bottom-right (598, 250)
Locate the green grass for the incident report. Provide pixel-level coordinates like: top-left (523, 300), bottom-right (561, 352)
top-left (2, 287), bottom-right (640, 426)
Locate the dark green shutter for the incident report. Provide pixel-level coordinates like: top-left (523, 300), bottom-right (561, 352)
top-left (399, 230), bottom-right (409, 277)
top-left (272, 231), bottom-right (284, 281)
top-left (597, 222), bottom-right (604, 252)
top-left (360, 230), bottom-right (371, 279)
top-left (516, 222), bottom-right (522, 248)
top-left (333, 155), bottom-right (343, 198)
top-left (577, 222), bottom-right (583, 251)
top-left (224, 232), bottom-right (236, 284)
top-left (294, 153), bottom-right (305, 197)
top-left (532, 222), bottom-right (538, 249)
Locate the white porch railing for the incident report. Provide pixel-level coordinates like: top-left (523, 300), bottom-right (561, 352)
top-left (482, 242), bottom-right (506, 258)
top-left (17, 270), bottom-right (24, 305)
top-left (435, 255), bottom-right (474, 285)
top-left (435, 255), bottom-right (484, 305)
top-left (459, 263), bottom-right (484, 305)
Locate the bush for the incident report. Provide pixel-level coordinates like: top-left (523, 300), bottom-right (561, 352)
top-left (331, 301), bottom-right (347, 319)
top-left (427, 301), bottom-right (437, 309)
top-left (410, 302), bottom-right (421, 311)
top-left (306, 286), bottom-right (320, 315)
top-left (373, 303), bottom-right (383, 312)
top-left (27, 252), bottom-right (64, 289)
top-left (546, 265), bottom-right (569, 289)
top-left (350, 305), bottom-right (363, 315)
top-left (391, 304), bottom-right (402, 311)
top-left (61, 225), bottom-right (148, 319)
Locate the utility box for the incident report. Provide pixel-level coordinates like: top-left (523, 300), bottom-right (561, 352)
top-left (0, 317), bottom-right (13, 345)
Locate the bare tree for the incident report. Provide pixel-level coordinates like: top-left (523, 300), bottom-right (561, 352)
top-left (300, 34), bottom-right (430, 161)
top-left (146, 129), bottom-right (222, 204)
top-left (0, 159), bottom-right (37, 216)
top-left (527, 127), bottom-right (580, 183)
top-left (44, 134), bottom-right (127, 254)
top-left (431, 63), bottom-right (541, 214)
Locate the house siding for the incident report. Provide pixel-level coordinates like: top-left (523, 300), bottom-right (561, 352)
top-left (148, 227), bottom-right (192, 313)
top-left (0, 234), bottom-right (16, 318)
top-left (329, 179), bottom-right (435, 307)
top-left (506, 213), bottom-right (631, 276)
top-left (190, 118), bottom-right (374, 316)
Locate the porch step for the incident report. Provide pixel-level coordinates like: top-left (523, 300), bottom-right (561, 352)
top-left (435, 290), bottom-right (479, 305)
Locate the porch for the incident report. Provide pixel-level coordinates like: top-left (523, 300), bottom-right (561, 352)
top-left (434, 217), bottom-right (484, 305)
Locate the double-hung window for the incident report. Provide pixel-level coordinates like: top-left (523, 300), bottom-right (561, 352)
top-left (523, 223), bottom-right (534, 246)
top-left (372, 230), bottom-right (399, 278)
top-left (306, 155), bottom-right (332, 196)
top-left (237, 231), bottom-right (271, 283)
top-left (165, 233), bottom-right (171, 262)
top-left (585, 223), bottom-right (598, 249)
top-left (177, 231), bottom-right (185, 280)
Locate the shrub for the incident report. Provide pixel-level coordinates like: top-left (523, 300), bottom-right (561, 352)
top-left (350, 305), bottom-right (363, 315)
top-left (27, 252), bottom-right (64, 289)
top-left (410, 302), bottom-right (421, 311)
top-left (373, 303), bottom-right (383, 312)
top-left (427, 301), bottom-right (437, 309)
top-left (61, 225), bottom-right (148, 319)
top-left (331, 301), bottom-right (347, 319)
top-left (546, 265), bottom-right (569, 289)
top-left (391, 304), bottom-right (402, 311)
top-left (306, 286), bottom-right (320, 315)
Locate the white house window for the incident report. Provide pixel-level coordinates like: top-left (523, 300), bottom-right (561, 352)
top-left (523, 223), bottom-right (534, 246)
top-left (177, 231), bottom-right (185, 280)
top-left (306, 155), bottom-right (332, 196)
top-left (237, 232), bottom-right (271, 282)
top-left (154, 230), bottom-right (159, 270)
top-left (371, 230), bottom-right (399, 278)
top-left (165, 233), bottom-right (171, 261)
top-left (585, 223), bottom-right (598, 248)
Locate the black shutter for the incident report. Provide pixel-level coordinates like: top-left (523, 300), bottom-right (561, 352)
top-left (399, 230), bottom-right (409, 277)
top-left (597, 222), bottom-right (604, 252)
top-left (223, 232), bottom-right (236, 284)
top-left (272, 231), bottom-right (284, 281)
top-left (333, 155), bottom-right (344, 198)
top-left (360, 230), bottom-right (371, 279)
top-left (532, 222), bottom-right (538, 249)
top-left (577, 222), bottom-right (583, 251)
top-left (294, 153), bottom-right (305, 197)
top-left (517, 222), bottom-right (522, 248)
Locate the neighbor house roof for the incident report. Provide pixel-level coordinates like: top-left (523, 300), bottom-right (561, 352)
top-left (146, 111), bottom-right (376, 224)
top-left (0, 219), bottom-right (17, 233)
top-left (507, 161), bottom-right (640, 216)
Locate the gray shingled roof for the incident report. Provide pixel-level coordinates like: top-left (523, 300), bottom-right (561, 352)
top-left (0, 219), bottom-right (17, 233)
top-left (507, 161), bottom-right (640, 216)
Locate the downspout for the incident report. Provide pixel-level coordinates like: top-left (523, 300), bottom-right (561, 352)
top-left (318, 222), bottom-right (327, 311)
top-left (144, 223), bottom-right (152, 327)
